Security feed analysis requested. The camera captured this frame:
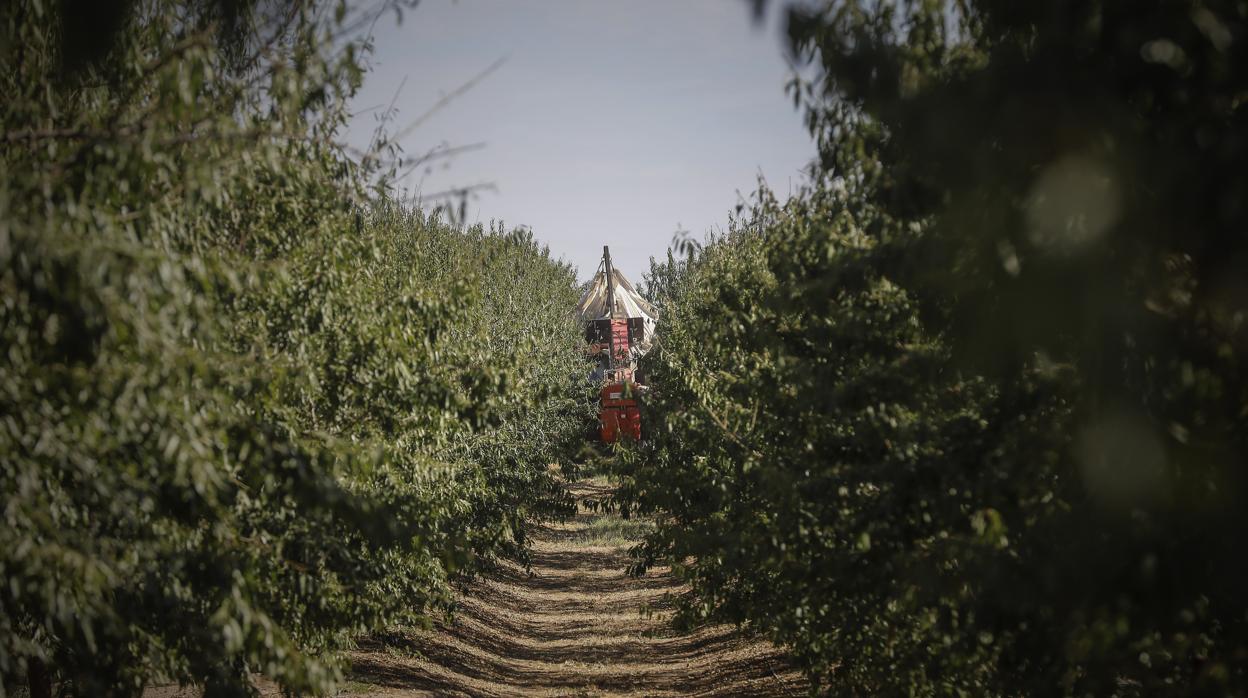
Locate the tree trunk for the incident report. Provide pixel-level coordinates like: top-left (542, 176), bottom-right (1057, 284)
top-left (28, 657), bottom-right (52, 698)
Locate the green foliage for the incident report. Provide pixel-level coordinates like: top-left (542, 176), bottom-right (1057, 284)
top-left (619, 1), bottom-right (1248, 694)
top-left (624, 189), bottom-right (1075, 694)
top-left (1, 1), bottom-right (587, 695)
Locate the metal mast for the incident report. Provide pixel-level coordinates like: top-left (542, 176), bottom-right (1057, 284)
top-left (602, 245), bottom-right (616, 319)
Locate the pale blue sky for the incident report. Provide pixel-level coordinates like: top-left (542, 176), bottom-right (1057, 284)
top-left (347, 0), bottom-right (815, 281)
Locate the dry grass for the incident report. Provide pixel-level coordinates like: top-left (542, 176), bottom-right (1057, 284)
top-left (344, 478), bottom-right (808, 697)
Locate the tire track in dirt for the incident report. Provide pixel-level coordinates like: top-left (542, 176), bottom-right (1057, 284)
top-left (347, 479), bottom-right (808, 697)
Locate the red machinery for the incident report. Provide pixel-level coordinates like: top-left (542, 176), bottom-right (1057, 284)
top-left (599, 381), bottom-right (641, 442)
top-left (576, 246), bottom-right (658, 443)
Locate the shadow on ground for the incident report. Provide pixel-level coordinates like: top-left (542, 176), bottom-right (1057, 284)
top-left (346, 478), bottom-right (808, 697)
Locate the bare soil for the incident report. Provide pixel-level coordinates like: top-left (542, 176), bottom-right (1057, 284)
top-left (345, 478), bottom-right (808, 697)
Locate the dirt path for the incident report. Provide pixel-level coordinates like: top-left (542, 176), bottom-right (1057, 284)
top-left (346, 478), bottom-right (808, 697)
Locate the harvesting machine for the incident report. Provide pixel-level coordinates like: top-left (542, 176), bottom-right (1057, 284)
top-left (576, 246), bottom-right (658, 443)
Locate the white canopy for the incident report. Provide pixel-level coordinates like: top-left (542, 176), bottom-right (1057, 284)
top-left (576, 264), bottom-right (659, 356)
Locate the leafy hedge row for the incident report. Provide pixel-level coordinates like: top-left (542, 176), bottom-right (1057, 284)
top-left (621, 189), bottom-right (1089, 695)
top-left (1, 2), bottom-right (586, 695)
top-left (618, 1), bottom-right (1248, 694)
top-left (627, 188), bottom-right (1246, 697)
